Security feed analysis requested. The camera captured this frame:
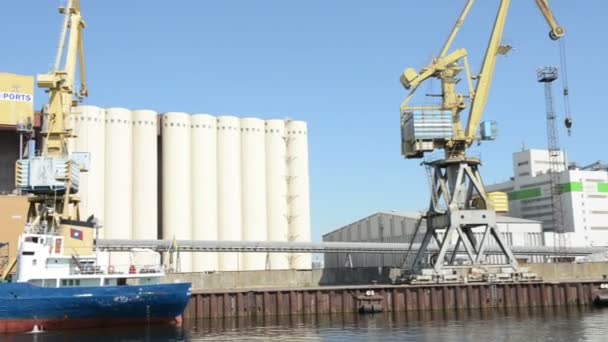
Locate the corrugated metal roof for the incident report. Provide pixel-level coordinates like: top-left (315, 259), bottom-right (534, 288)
top-left (323, 211), bottom-right (423, 237)
top-left (323, 211), bottom-right (540, 237)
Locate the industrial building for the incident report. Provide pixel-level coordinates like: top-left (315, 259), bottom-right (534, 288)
top-left (322, 211), bottom-right (545, 269)
top-left (68, 107), bottom-right (312, 272)
top-left (0, 73), bottom-right (36, 266)
top-left (0, 73), bottom-right (35, 194)
top-left (0, 81), bottom-right (313, 273)
top-left (487, 149), bottom-right (608, 248)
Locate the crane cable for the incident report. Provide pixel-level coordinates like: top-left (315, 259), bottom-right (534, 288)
top-left (559, 38), bottom-right (573, 136)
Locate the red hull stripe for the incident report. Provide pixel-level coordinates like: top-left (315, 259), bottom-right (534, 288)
top-left (0, 316), bottom-right (182, 334)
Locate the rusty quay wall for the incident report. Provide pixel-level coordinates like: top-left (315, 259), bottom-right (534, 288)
top-left (183, 281), bottom-right (604, 320)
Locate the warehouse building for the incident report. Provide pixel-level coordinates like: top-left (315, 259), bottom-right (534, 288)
top-left (487, 149), bottom-right (608, 248)
top-left (322, 211), bottom-right (544, 269)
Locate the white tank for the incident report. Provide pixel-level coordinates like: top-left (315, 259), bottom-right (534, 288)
top-left (217, 116), bottom-right (242, 271)
top-left (161, 112), bottom-right (192, 272)
top-left (265, 120), bottom-right (290, 269)
top-left (104, 108), bottom-right (133, 272)
top-left (71, 106), bottom-right (105, 238)
top-left (240, 118), bottom-right (268, 270)
top-left (132, 110), bottom-right (158, 240)
top-left (286, 120), bottom-right (312, 269)
top-left (191, 114), bottom-right (218, 272)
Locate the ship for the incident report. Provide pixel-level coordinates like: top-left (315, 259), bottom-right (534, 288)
top-left (0, 227), bottom-right (191, 334)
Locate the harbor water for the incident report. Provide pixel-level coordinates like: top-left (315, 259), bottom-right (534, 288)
top-left (5, 307), bottom-right (608, 341)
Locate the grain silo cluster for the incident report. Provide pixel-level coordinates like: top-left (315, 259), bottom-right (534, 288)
top-left (68, 106), bottom-right (311, 273)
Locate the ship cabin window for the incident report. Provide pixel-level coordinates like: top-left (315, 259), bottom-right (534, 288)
top-left (29, 279), bottom-right (57, 287)
top-left (24, 237), bottom-right (44, 244)
top-left (61, 279), bottom-right (82, 287)
top-left (22, 251), bottom-right (34, 256)
top-left (32, 259), bottom-right (37, 266)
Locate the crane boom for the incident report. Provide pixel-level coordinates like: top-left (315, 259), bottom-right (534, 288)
top-left (464, 0), bottom-right (565, 144)
top-left (534, 0), bottom-right (565, 40)
top-left (463, 0), bottom-right (510, 142)
top-left (439, 0), bottom-right (475, 58)
top-left (37, 0), bottom-right (87, 158)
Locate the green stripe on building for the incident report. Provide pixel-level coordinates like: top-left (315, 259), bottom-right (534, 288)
top-left (507, 182), bottom-right (584, 201)
top-left (560, 182), bottom-right (583, 193)
top-left (599, 183), bottom-right (608, 193)
top-left (508, 188), bottom-right (542, 201)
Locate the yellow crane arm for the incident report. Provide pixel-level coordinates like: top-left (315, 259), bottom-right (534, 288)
top-left (464, 0), bottom-right (565, 142)
top-left (535, 0), bottom-right (565, 40)
top-left (78, 31), bottom-right (88, 97)
top-left (400, 48), bottom-right (468, 91)
top-left (464, 0), bottom-right (511, 141)
top-left (37, 0), bottom-right (87, 158)
top-left (440, 0), bottom-right (475, 58)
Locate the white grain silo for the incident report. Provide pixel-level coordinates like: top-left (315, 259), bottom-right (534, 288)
top-left (161, 112), bottom-right (192, 272)
top-left (105, 108), bottom-right (133, 271)
top-left (265, 119), bottom-right (290, 270)
top-left (71, 106), bottom-right (105, 237)
top-left (132, 109), bottom-right (158, 240)
top-left (240, 118), bottom-right (268, 271)
top-left (191, 113), bottom-right (218, 272)
top-left (217, 115), bottom-right (242, 271)
top-left (286, 120), bottom-right (312, 269)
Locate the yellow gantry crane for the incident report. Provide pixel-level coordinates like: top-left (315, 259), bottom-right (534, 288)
top-left (399, 0), bottom-right (564, 283)
top-left (14, 0), bottom-right (90, 248)
top-left (5, 0), bottom-right (89, 280)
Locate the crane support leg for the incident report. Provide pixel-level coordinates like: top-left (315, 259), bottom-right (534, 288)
top-left (407, 158), bottom-right (530, 283)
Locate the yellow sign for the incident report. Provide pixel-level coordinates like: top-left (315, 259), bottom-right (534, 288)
top-left (0, 73), bottom-right (34, 126)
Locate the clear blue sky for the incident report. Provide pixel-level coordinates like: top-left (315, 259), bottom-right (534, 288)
top-left (2, 1), bottom-right (605, 241)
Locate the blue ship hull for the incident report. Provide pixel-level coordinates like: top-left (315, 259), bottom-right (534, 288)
top-left (0, 282), bottom-right (191, 333)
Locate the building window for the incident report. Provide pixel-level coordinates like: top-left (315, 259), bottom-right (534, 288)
top-left (520, 181), bottom-right (551, 189)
